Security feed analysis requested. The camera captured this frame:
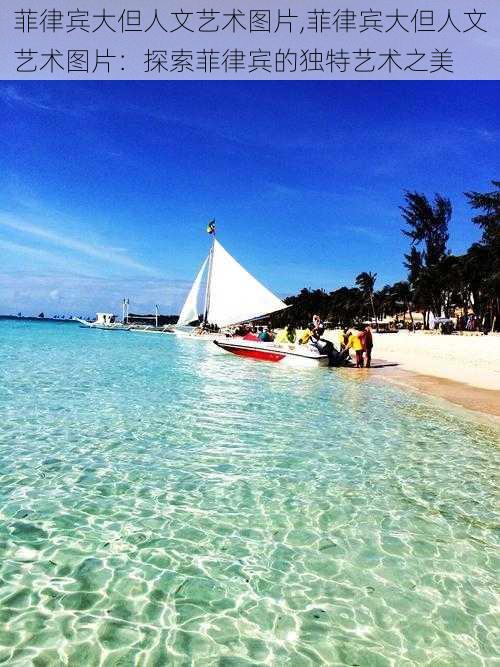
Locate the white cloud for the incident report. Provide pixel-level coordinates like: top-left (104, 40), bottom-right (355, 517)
top-left (0, 84), bottom-right (100, 118)
top-left (0, 85), bottom-right (56, 112)
top-left (0, 238), bottom-right (88, 273)
top-left (0, 213), bottom-right (162, 276)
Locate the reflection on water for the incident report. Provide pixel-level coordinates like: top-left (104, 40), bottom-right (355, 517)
top-left (0, 321), bottom-right (498, 665)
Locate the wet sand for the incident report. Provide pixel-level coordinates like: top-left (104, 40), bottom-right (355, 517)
top-left (325, 329), bottom-right (500, 419)
top-left (368, 360), bottom-right (500, 421)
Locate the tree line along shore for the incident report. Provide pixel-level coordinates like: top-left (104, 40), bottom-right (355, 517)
top-left (271, 181), bottom-right (499, 334)
top-left (3, 181), bottom-right (498, 332)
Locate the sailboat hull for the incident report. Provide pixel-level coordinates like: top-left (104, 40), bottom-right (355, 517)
top-left (213, 340), bottom-right (329, 367)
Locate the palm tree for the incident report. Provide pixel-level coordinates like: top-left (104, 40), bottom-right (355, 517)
top-left (464, 181), bottom-right (499, 331)
top-left (465, 180), bottom-right (500, 247)
top-left (328, 286), bottom-right (365, 326)
top-left (391, 281), bottom-right (413, 326)
top-left (270, 182), bottom-right (498, 332)
top-left (401, 191), bottom-right (451, 320)
top-left (355, 271), bottom-right (377, 327)
top-left (401, 191), bottom-right (451, 267)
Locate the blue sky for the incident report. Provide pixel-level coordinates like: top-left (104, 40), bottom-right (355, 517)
top-left (0, 81), bottom-right (498, 316)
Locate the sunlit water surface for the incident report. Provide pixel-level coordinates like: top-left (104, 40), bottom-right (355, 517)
top-left (0, 321), bottom-right (498, 666)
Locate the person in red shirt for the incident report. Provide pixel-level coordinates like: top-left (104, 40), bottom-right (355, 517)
top-left (362, 324), bottom-right (373, 368)
top-left (243, 326), bottom-right (259, 341)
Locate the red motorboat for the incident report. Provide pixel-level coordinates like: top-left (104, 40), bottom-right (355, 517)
top-left (214, 339), bottom-right (329, 367)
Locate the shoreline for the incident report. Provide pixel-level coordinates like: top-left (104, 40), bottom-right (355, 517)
top-left (325, 329), bottom-right (500, 420)
top-left (369, 360), bottom-right (500, 422)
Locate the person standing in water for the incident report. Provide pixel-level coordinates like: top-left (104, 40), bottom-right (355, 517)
top-left (362, 324), bottom-right (373, 368)
top-left (339, 327), bottom-right (349, 351)
top-left (347, 327), bottom-right (365, 368)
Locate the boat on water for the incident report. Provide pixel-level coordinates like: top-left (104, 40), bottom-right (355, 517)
top-left (176, 228), bottom-right (335, 367)
top-left (175, 229), bottom-right (288, 339)
top-left (126, 308), bottom-right (175, 333)
top-left (214, 338), bottom-right (330, 367)
top-left (74, 313), bottom-right (130, 331)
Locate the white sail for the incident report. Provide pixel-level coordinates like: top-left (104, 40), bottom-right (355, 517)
top-left (206, 240), bottom-right (287, 327)
top-left (176, 257), bottom-right (207, 326)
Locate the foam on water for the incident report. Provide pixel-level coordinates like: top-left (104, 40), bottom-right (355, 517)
top-left (0, 321), bottom-right (499, 665)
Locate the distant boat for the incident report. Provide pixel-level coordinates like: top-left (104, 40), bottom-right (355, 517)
top-left (126, 309), bottom-right (175, 334)
top-left (74, 313), bottom-right (130, 331)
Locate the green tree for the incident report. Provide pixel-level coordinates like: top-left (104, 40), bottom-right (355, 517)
top-left (401, 191), bottom-right (451, 266)
top-left (465, 180), bottom-right (500, 248)
top-left (391, 280), bottom-right (413, 325)
top-left (329, 286), bottom-right (364, 326)
top-left (355, 271), bottom-right (377, 325)
top-left (401, 191), bottom-right (451, 323)
top-left (464, 181), bottom-right (500, 330)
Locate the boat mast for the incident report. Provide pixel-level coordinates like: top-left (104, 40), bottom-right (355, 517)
top-left (203, 226), bottom-right (216, 325)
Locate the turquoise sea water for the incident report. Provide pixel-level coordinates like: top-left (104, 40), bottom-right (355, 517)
top-left (0, 320), bottom-right (498, 666)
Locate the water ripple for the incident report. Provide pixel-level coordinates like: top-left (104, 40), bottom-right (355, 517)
top-left (0, 321), bottom-right (498, 665)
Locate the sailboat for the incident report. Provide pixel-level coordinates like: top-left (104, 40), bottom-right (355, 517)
top-left (176, 232), bottom-right (288, 332)
top-left (175, 229), bottom-right (330, 367)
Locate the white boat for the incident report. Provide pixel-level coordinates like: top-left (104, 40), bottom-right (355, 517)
top-left (74, 313), bottom-right (130, 331)
top-left (214, 338), bottom-right (330, 367)
top-left (175, 234), bottom-right (288, 338)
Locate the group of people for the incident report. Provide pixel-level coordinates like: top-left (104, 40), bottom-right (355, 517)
top-left (456, 313), bottom-right (481, 332)
top-left (275, 316), bottom-right (345, 366)
top-left (233, 316), bottom-right (374, 368)
top-left (338, 324), bottom-right (374, 368)
top-left (200, 322), bottom-right (221, 333)
top-left (233, 324), bottom-right (277, 342)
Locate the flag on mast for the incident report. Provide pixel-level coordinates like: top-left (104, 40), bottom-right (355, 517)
top-left (207, 219), bottom-right (216, 234)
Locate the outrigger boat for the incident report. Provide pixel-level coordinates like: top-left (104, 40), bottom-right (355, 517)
top-left (176, 227), bottom-right (341, 367)
top-left (128, 325), bottom-right (174, 334)
top-left (74, 313), bottom-right (130, 331)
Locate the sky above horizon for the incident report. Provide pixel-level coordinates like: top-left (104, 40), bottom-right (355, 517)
top-left (0, 81), bottom-right (498, 316)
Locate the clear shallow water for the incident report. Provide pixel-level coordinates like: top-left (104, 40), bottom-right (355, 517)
top-left (0, 321), bottom-right (498, 666)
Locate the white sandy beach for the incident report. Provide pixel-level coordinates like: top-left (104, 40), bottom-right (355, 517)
top-left (328, 330), bottom-right (500, 391)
